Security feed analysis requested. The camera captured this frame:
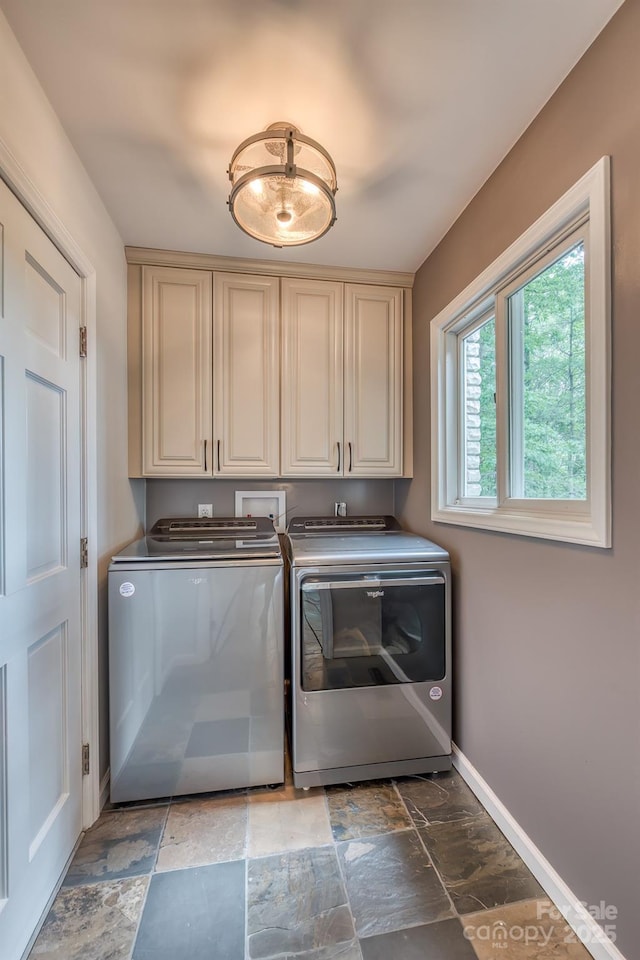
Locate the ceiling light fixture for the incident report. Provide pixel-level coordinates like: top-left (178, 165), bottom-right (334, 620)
top-left (227, 122), bottom-right (337, 247)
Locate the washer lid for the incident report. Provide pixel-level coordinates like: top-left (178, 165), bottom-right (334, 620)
top-left (111, 516), bottom-right (282, 562)
top-left (287, 515), bottom-right (401, 534)
top-left (286, 530), bottom-right (449, 566)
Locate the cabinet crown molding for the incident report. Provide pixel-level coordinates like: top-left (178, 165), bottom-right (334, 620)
top-left (125, 246), bottom-right (414, 289)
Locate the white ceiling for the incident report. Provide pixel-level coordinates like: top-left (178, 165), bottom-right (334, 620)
top-left (2, 0), bottom-right (624, 272)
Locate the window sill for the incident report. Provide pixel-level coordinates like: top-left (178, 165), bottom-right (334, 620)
top-left (432, 502), bottom-right (610, 548)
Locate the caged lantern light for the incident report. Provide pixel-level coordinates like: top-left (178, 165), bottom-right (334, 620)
top-left (227, 122), bottom-right (337, 247)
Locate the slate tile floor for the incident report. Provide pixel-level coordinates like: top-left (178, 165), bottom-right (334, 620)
top-left (29, 766), bottom-right (593, 960)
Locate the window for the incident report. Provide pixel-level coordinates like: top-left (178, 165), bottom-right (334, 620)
top-left (431, 158), bottom-right (610, 547)
top-left (460, 310), bottom-right (496, 499)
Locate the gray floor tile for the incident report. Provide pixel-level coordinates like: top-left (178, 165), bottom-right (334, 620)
top-left (247, 846), bottom-right (355, 959)
top-left (326, 780), bottom-right (412, 841)
top-left (29, 877), bottom-right (148, 959)
top-left (63, 806), bottom-right (167, 885)
top-left (418, 815), bottom-right (544, 914)
top-left (285, 944), bottom-right (363, 960)
top-left (36, 771), bottom-right (584, 960)
top-left (156, 793), bottom-right (247, 870)
top-left (337, 830), bottom-right (453, 938)
top-left (132, 860), bottom-right (245, 960)
top-left (396, 770), bottom-right (485, 825)
top-left (247, 794), bottom-right (333, 857)
top-left (359, 918), bottom-right (477, 960)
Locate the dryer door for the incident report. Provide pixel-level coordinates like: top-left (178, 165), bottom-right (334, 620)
top-left (299, 572), bottom-right (445, 692)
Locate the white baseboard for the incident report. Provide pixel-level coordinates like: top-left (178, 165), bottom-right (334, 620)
top-left (99, 768), bottom-right (110, 811)
top-left (452, 744), bottom-right (627, 960)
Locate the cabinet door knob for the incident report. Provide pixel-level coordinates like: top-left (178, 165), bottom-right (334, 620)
top-left (217, 440), bottom-right (221, 472)
top-left (204, 438), bottom-right (207, 472)
top-left (348, 442), bottom-right (353, 472)
top-left (336, 441), bottom-right (341, 473)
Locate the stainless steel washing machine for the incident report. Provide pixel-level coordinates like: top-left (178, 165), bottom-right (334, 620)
top-left (109, 517), bottom-right (284, 802)
top-left (285, 516), bottom-right (451, 788)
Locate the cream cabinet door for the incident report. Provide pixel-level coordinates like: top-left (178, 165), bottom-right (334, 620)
top-left (344, 284), bottom-right (403, 476)
top-left (142, 266), bottom-right (212, 475)
top-left (213, 273), bottom-right (279, 475)
top-left (281, 278), bottom-right (344, 476)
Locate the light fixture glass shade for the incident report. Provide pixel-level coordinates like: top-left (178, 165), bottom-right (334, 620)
top-left (228, 124), bottom-right (337, 247)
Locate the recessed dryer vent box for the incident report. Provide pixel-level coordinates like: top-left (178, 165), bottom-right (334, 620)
top-left (234, 490), bottom-right (286, 533)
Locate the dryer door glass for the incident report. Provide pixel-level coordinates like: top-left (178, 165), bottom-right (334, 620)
top-left (300, 573), bottom-right (445, 691)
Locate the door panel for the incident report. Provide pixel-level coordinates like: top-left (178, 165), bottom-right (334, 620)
top-left (344, 284), bottom-right (403, 475)
top-left (28, 623), bottom-right (68, 852)
top-left (214, 273), bottom-right (279, 475)
top-left (281, 278), bottom-right (343, 475)
top-left (26, 374), bottom-right (65, 580)
top-left (142, 265), bottom-right (212, 475)
top-left (24, 254), bottom-right (65, 357)
top-left (0, 179), bottom-right (83, 960)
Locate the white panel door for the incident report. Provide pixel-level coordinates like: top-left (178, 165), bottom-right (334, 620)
top-left (281, 278), bottom-right (344, 476)
top-left (142, 265), bottom-right (212, 476)
top-left (0, 180), bottom-right (83, 960)
top-left (213, 273), bottom-right (279, 476)
top-left (344, 284), bottom-right (403, 475)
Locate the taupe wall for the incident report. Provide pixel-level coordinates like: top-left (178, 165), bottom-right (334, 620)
top-left (146, 478), bottom-right (395, 529)
top-left (395, 1), bottom-right (640, 954)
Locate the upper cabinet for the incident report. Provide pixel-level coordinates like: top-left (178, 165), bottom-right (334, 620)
top-left (213, 273), bottom-right (279, 476)
top-left (128, 251), bottom-right (413, 479)
top-left (281, 279), bottom-right (344, 476)
top-left (140, 265), bottom-right (212, 476)
top-left (281, 280), bottom-right (404, 476)
top-left (344, 284), bottom-right (403, 476)
top-left (130, 266), bottom-right (279, 477)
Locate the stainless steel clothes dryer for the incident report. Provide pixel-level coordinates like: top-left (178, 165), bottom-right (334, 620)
top-left (285, 516), bottom-right (451, 788)
top-left (108, 517), bottom-right (284, 802)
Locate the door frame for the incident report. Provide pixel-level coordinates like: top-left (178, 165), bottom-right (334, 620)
top-left (0, 138), bottom-right (101, 830)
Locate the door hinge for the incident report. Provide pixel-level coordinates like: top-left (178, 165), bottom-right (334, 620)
top-left (79, 326), bottom-right (87, 358)
top-left (80, 537), bottom-right (88, 568)
top-left (82, 743), bottom-right (90, 776)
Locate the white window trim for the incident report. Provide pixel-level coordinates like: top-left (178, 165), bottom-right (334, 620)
top-left (431, 156), bottom-right (611, 547)
top-left (456, 304), bottom-right (495, 501)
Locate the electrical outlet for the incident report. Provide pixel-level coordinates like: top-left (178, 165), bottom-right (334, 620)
top-left (334, 502), bottom-right (347, 517)
top-left (198, 503), bottom-right (213, 518)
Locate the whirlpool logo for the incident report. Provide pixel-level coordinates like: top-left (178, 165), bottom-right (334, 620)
top-left (366, 590), bottom-right (385, 598)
